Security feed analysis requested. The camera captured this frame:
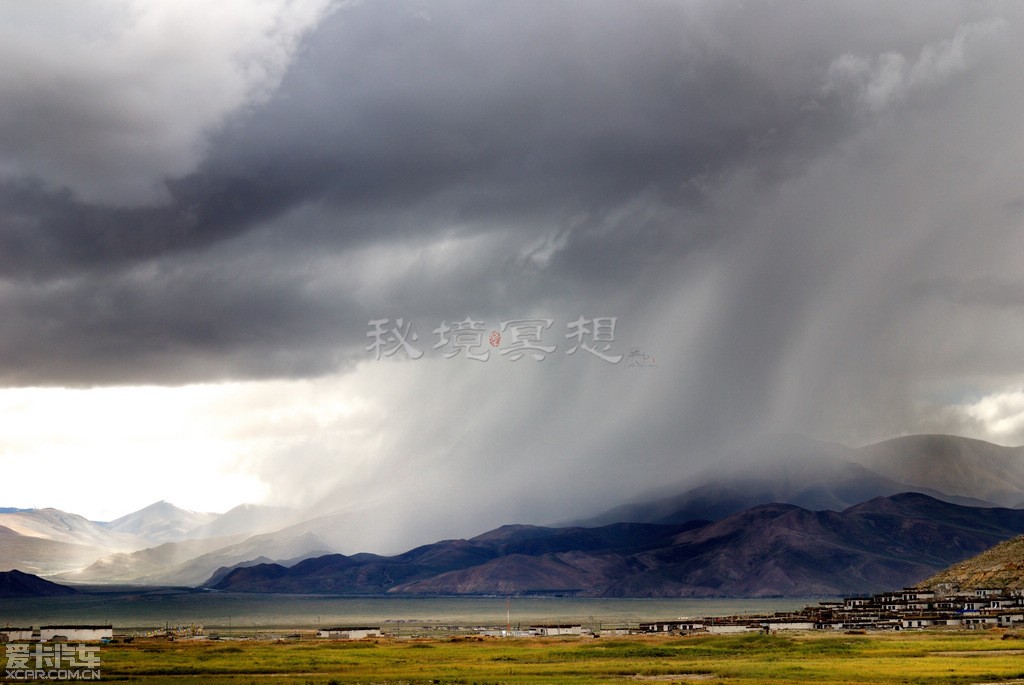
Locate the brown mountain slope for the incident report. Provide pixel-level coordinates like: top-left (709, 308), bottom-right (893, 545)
top-left (213, 493), bottom-right (1024, 597)
top-left (918, 535), bottom-right (1024, 590)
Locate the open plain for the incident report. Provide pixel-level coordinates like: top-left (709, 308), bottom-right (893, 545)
top-left (85, 630), bottom-right (1024, 685)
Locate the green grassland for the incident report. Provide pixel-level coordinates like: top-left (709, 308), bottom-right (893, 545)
top-left (89, 631), bottom-right (1024, 684)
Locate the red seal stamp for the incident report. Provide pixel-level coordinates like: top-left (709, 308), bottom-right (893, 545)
top-left (489, 330), bottom-right (501, 347)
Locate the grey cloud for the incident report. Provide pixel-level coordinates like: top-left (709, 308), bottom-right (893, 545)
top-left (0, 1), bottom-right (334, 206)
top-left (3, 1), bottom-right (1024, 539)
top-left (0, 0), bottom-right (885, 388)
top-left (922, 277), bottom-right (1024, 310)
top-left (3, 0), bottom-right (937, 287)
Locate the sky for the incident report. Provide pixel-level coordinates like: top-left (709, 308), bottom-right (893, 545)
top-left (3, 1), bottom-right (1024, 550)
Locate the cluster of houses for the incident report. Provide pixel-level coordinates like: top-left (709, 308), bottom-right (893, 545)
top-left (0, 625), bottom-right (113, 643)
top-left (480, 623), bottom-right (586, 638)
top-left (422, 586), bottom-right (1024, 638)
top-left (641, 586), bottom-right (1024, 634)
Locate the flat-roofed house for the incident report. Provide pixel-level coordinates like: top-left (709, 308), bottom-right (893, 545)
top-left (316, 626), bottom-right (381, 640)
top-left (39, 625), bottom-right (112, 642)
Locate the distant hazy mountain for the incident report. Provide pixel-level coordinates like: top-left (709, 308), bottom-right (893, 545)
top-left (184, 503), bottom-right (297, 540)
top-left (0, 508), bottom-right (153, 576)
top-left (53, 534), bottom-right (248, 584)
top-left (140, 529), bottom-right (335, 586)
top-left (0, 502), bottom-right (308, 582)
top-left (0, 508), bottom-right (148, 550)
top-left (0, 525), bottom-right (107, 576)
top-left (853, 434), bottom-right (1024, 508)
top-left (104, 500), bottom-right (219, 544)
top-left (0, 569), bottom-right (78, 597)
top-left (210, 493), bottom-right (1024, 597)
top-left (52, 528), bottom-right (334, 588)
top-left (574, 435), bottom-right (1008, 527)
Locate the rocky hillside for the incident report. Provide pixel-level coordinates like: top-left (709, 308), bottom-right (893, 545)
top-left (918, 535), bottom-right (1024, 590)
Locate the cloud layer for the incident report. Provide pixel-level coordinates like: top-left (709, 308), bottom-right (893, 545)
top-left (0, 0), bottom-right (335, 205)
top-left (2, 1), bottom-right (1024, 543)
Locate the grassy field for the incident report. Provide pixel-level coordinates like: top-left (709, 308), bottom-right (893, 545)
top-left (86, 630), bottom-right (1024, 684)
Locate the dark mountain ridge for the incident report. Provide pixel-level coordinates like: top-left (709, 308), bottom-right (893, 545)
top-left (211, 493), bottom-right (1024, 597)
top-left (0, 569), bottom-right (79, 597)
top-left (211, 521), bottom-right (703, 595)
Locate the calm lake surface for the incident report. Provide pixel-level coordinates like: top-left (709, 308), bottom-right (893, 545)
top-left (0, 591), bottom-right (822, 631)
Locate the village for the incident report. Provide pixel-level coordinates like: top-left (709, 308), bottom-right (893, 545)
top-left (638, 585), bottom-right (1024, 634)
top-left (5, 585), bottom-right (1024, 644)
top-left (469, 585), bottom-right (1024, 636)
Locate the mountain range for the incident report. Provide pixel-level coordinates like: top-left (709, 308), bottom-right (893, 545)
top-left (2, 434), bottom-right (1024, 597)
top-left (9, 512), bottom-right (1024, 601)
top-left (209, 493), bottom-right (1024, 597)
top-left (571, 434), bottom-right (1019, 527)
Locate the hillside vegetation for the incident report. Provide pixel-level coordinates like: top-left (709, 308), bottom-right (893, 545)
top-left (919, 534), bottom-right (1024, 590)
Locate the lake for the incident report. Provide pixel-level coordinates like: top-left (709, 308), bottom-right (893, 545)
top-left (0, 591), bottom-right (822, 631)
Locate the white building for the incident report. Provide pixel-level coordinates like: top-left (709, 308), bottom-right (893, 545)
top-left (641, 621), bottom-right (704, 633)
top-left (317, 626), bottom-right (381, 640)
top-left (764, 621), bottom-right (816, 631)
top-left (705, 624), bottom-right (756, 634)
top-left (0, 627), bottom-right (35, 641)
top-left (962, 616), bottom-right (999, 627)
top-left (530, 624), bottom-right (582, 636)
top-left (39, 625), bottom-right (112, 642)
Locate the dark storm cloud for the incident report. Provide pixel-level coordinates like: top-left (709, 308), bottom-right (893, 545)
top-left (2, 1), bottom-right (854, 278)
top-left (0, 0), bottom-right (876, 385)
top-left (0, 0), bottom-right (1020, 448)
top-left (4, 0), bottom-right (1024, 542)
top-left (205, 0), bottom-right (860, 252)
top-left (0, 251), bottom-right (361, 385)
top-left (0, 173), bottom-right (309, 279)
